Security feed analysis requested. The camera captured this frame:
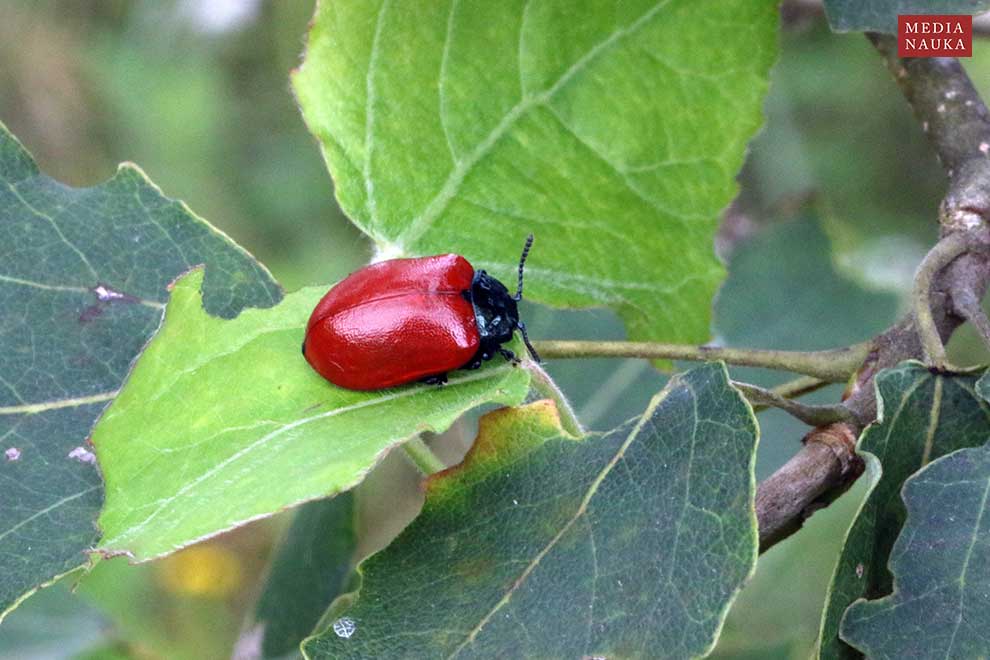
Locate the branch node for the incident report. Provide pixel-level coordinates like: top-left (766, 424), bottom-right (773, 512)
top-left (803, 422), bottom-right (861, 477)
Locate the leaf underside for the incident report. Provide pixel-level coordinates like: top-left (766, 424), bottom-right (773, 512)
top-left (304, 362), bottom-right (758, 659)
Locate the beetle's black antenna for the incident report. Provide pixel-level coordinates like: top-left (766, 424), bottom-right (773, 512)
top-left (517, 320), bottom-right (541, 363)
top-left (515, 234), bottom-right (534, 301)
top-left (513, 234), bottom-right (540, 362)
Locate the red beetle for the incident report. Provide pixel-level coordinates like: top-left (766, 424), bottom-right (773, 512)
top-left (302, 236), bottom-right (539, 390)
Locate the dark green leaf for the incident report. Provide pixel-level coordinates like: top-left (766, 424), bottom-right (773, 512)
top-left (817, 363), bottom-right (990, 659)
top-left (248, 494), bottom-right (357, 659)
top-left (0, 122), bottom-right (280, 619)
top-left (293, 0), bottom-right (778, 348)
top-left (840, 442), bottom-right (990, 658)
top-left (304, 363), bottom-right (758, 658)
top-left (823, 0), bottom-right (990, 33)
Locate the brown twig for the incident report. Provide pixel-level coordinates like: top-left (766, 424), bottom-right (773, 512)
top-left (733, 381), bottom-right (853, 426)
top-left (757, 423), bottom-right (863, 551)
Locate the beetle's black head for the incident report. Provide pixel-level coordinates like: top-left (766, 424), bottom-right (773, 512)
top-left (470, 270), bottom-right (519, 346)
top-left (466, 235), bottom-right (540, 363)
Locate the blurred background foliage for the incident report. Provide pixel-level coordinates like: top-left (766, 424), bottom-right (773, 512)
top-left (1, 2), bottom-right (989, 658)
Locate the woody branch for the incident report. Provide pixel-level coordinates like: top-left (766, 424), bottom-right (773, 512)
top-left (757, 33), bottom-right (990, 552)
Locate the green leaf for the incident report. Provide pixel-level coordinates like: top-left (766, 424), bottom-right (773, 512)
top-left (840, 442), bottom-right (990, 658)
top-left (304, 362), bottom-right (758, 658)
top-left (292, 0), bottom-right (778, 347)
top-left (823, 0), bottom-right (990, 33)
top-left (0, 123), bottom-right (280, 619)
top-left (247, 494), bottom-right (357, 659)
top-left (817, 363), bottom-right (990, 659)
top-left (93, 270), bottom-right (529, 561)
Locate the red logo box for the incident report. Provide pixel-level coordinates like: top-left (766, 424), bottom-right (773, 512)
top-left (898, 15), bottom-right (972, 57)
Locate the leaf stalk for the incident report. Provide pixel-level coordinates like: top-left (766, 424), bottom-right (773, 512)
top-left (525, 360), bottom-right (585, 437)
top-left (401, 436), bottom-right (447, 475)
top-left (732, 381), bottom-right (853, 426)
top-left (532, 340), bottom-right (870, 382)
top-left (911, 231), bottom-right (976, 369)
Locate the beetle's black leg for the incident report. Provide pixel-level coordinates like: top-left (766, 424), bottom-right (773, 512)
top-left (498, 347), bottom-right (518, 363)
top-left (301, 341), bottom-right (307, 357)
top-left (464, 346), bottom-right (489, 370)
top-left (421, 373), bottom-right (448, 386)
top-left (517, 321), bottom-right (541, 363)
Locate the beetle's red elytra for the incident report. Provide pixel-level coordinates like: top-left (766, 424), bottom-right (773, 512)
top-left (302, 236), bottom-right (539, 390)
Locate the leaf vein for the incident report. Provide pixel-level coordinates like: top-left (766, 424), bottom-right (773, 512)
top-left (402, 0), bottom-right (674, 247)
top-left (543, 103), bottom-right (696, 225)
top-left (920, 375), bottom-right (944, 466)
top-left (0, 486), bottom-right (99, 543)
top-left (945, 474), bottom-right (990, 658)
top-left (438, 0), bottom-right (460, 163)
top-left (0, 390), bottom-right (119, 416)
